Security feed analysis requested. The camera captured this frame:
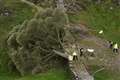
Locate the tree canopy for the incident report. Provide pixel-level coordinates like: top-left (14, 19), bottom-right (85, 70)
top-left (7, 8), bottom-right (68, 75)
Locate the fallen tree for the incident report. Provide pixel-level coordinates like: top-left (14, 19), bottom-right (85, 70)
top-left (7, 8), bottom-right (68, 75)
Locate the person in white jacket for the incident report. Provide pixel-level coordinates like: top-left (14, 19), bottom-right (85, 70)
top-left (72, 51), bottom-right (78, 60)
top-left (68, 55), bottom-right (73, 61)
top-left (87, 48), bottom-right (95, 56)
top-left (113, 43), bottom-right (119, 53)
top-left (68, 55), bottom-right (74, 69)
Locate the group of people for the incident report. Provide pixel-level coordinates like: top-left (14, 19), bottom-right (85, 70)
top-left (68, 48), bottom-right (95, 80)
top-left (99, 30), bottom-right (119, 54)
top-left (99, 30), bottom-right (119, 53)
top-left (67, 29), bottom-right (119, 80)
top-left (68, 30), bottom-right (119, 61)
top-left (68, 48), bottom-right (95, 62)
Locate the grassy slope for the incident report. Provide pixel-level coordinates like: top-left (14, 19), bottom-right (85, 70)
top-left (0, 68), bottom-right (71, 80)
top-left (17, 69), bottom-right (71, 80)
top-left (69, 4), bottom-right (120, 43)
top-left (0, 0), bottom-right (35, 69)
top-left (0, 0), bottom-right (33, 79)
top-left (0, 0), bottom-right (35, 43)
top-left (69, 3), bottom-right (120, 80)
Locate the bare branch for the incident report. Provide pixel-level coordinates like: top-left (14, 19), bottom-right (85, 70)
top-left (53, 50), bottom-right (68, 59)
top-left (92, 67), bottom-right (105, 76)
top-left (21, 0), bottom-right (42, 12)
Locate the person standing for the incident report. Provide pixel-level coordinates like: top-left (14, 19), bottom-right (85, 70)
top-left (113, 43), bottom-right (119, 53)
top-left (68, 55), bottom-right (73, 61)
top-left (80, 48), bottom-right (84, 56)
top-left (108, 41), bottom-right (114, 49)
top-left (68, 55), bottom-right (74, 69)
top-left (75, 75), bottom-right (80, 80)
top-left (72, 51), bottom-right (78, 60)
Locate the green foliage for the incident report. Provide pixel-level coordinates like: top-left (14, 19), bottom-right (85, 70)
top-left (7, 8), bottom-right (68, 75)
top-left (0, 0), bottom-right (35, 76)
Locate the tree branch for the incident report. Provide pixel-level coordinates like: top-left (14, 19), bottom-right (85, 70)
top-left (21, 0), bottom-right (42, 12)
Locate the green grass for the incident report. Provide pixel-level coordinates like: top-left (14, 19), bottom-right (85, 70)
top-left (69, 4), bottom-right (120, 80)
top-left (69, 4), bottom-right (120, 44)
top-left (0, 68), bottom-right (71, 80)
top-left (0, 0), bottom-right (35, 77)
top-left (0, 0), bottom-right (35, 44)
top-left (16, 69), bottom-right (71, 80)
top-left (90, 66), bottom-right (120, 80)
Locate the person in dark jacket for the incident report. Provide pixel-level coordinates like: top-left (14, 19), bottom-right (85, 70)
top-left (108, 41), bottom-right (114, 49)
top-left (80, 48), bottom-right (84, 56)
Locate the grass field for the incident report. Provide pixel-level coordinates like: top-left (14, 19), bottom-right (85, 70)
top-left (0, 68), bottom-right (71, 80)
top-left (69, 3), bottom-right (120, 80)
top-left (0, 1), bottom-right (120, 80)
top-left (0, 0), bottom-right (35, 43)
top-left (69, 4), bottom-right (120, 44)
